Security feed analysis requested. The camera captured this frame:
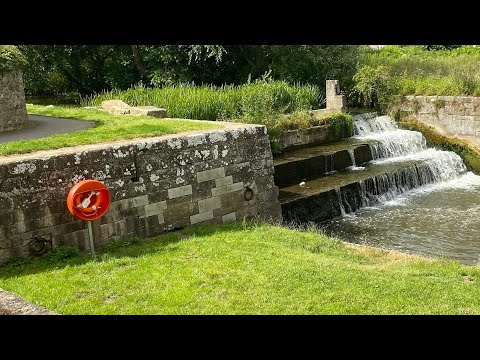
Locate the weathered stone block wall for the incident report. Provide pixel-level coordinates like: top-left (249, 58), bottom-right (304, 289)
top-left (0, 124), bottom-right (282, 264)
top-left (0, 69), bottom-right (29, 132)
top-left (279, 125), bottom-right (337, 151)
top-left (397, 95), bottom-right (480, 137)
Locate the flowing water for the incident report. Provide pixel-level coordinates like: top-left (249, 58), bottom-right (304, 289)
top-left (323, 115), bottom-right (480, 265)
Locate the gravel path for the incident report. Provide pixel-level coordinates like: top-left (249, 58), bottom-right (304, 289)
top-left (0, 288), bottom-right (57, 315)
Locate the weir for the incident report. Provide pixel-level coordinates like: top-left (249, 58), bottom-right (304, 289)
top-left (276, 113), bottom-right (468, 224)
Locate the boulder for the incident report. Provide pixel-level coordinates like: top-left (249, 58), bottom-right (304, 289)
top-left (100, 100), bottom-right (131, 115)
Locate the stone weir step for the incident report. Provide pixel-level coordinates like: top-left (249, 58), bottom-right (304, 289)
top-left (273, 139), bottom-right (373, 188)
top-left (279, 158), bottom-right (437, 224)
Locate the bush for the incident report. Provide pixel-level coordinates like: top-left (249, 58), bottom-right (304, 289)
top-left (0, 45), bottom-right (27, 75)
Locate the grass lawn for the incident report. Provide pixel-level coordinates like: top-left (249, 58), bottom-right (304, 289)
top-left (0, 105), bottom-right (221, 156)
top-left (1, 221), bottom-right (479, 315)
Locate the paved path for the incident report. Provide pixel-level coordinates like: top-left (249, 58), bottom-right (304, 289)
top-left (0, 115), bottom-right (94, 144)
top-left (0, 288), bottom-right (57, 315)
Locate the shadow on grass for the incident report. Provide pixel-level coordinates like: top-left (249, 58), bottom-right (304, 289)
top-left (0, 222), bottom-right (251, 280)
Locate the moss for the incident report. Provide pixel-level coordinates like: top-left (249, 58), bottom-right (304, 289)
top-left (269, 111), bottom-right (353, 154)
top-left (0, 45), bottom-right (27, 75)
top-left (399, 118), bottom-right (480, 174)
top-left (412, 98), bottom-right (421, 114)
top-left (433, 97), bottom-right (446, 109)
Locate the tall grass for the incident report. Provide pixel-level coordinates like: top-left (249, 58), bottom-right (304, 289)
top-left (354, 45), bottom-right (480, 110)
top-left (82, 80), bottom-right (322, 122)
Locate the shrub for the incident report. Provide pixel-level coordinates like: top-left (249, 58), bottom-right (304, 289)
top-left (0, 45), bottom-right (27, 75)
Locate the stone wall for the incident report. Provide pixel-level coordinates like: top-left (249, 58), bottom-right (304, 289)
top-left (0, 70), bottom-right (29, 133)
top-left (0, 124), bottom-right (282, 264)
top-left (279, 125), bottom-right (337, 151)
top-left (397, 95), bottom-right (480, 137)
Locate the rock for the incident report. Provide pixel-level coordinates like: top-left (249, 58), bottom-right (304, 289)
top-left (100, 100), bottom-right (131, 115)
top-left (130, 106), bottom-right (168, 118)
top-left (0, 69), bottom-right (30, 133)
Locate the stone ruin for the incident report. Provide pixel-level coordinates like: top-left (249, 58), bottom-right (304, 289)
top-left (309, 80), bottom-right (347, 119)
top-left (326, 79), bottom-right (347, 111)
top-left (0, 69), bottom-right (30, 133)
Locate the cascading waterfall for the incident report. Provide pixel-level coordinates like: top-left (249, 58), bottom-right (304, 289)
top-left (338, 114), bottom-right (468, 212)
top-left (362, 131), bottom-right (427, 159)
top-left (354, 116), bottom-right (428, 159)
top-left (353, 115), bottom-right (398, 134)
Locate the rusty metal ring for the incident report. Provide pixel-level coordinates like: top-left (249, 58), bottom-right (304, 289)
top-left (244, 187), bottom-right (254, 201)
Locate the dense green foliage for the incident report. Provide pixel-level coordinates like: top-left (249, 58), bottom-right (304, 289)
top-left (0, 105), bottom-right (220, 156)
top-left (0, 45), bottom-right (27, 74)
top-left (1, 221), bottom-right (479, 315)
top-left (19, 45), bottom-right (140, 97)
top-left (19, 45), bottom-right (362, 102)
top-left (354, 45), bottom-right (480, 110)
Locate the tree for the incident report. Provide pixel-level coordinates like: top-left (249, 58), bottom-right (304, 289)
top-left (19, 45), bottom-right (362, 103)
top-left (19, 45), bottom-right (140, 96)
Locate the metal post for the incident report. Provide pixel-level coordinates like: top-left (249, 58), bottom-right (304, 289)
top-left (87, 221), bottom-right (95, 255)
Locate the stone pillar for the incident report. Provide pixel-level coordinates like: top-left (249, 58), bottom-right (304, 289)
top-left (0, 69), bottom-right (30, 133)
top-left (326, 79), bottom-right (347, 111)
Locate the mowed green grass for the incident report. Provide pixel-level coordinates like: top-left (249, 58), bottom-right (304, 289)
top-left (1, 222), bottom-right (479, 315)
top-left (0, 105), bottom-right (221, 156)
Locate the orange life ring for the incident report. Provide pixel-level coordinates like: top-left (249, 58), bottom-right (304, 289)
top-left (67, 180), bottom-right (111, 221)
top-left (73, 190), bottom-right (102, 215)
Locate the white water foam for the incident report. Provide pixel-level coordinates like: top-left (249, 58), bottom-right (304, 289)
top-left (354, 115), bottom-right (398, 135)
top-left (336, 115), bottom-right (479, 214)
top-left (354, 129), bottom-right (427, 159)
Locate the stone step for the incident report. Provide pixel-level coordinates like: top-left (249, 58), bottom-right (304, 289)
top-left (279, 158), bottom-right (428, 223)
top-left (130, 106), bottom-right (167, 118)
top-left (273, 139), bottom-right (372, 188)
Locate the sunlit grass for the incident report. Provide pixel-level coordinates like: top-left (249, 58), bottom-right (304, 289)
top-left (1, 221), bottom-right (479, 315)
top-left (0, 105), bottom-right (221, 156)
